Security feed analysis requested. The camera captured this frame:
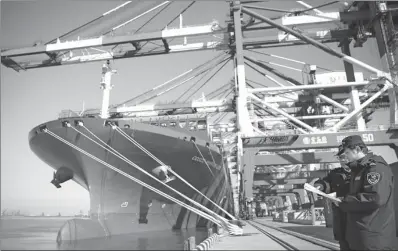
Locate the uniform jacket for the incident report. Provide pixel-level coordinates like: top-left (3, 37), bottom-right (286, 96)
top-left (340, 153), bottom-right (397, 250)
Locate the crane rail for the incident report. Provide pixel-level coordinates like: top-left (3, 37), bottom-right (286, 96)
top-left (248, 220), bottom-right (340, 250)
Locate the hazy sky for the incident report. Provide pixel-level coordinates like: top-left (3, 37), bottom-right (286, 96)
top-left (1, 1), bottom-right (395, 215)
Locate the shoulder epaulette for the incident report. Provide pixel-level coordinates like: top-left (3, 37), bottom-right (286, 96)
top-left (366, 158), bottom-right (387, 169)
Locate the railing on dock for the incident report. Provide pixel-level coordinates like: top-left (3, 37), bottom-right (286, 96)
top-left (272, 207), bottom-right (325, 225)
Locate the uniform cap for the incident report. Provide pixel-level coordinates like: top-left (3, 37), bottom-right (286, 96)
top-left (337, 135), bottom-right (366, 155)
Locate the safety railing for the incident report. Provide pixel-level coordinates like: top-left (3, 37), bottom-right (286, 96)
top-left (295, 208), bottom-right (325, 222)
top-left (273, 207), bottom-right (326, 225)
top-left (58, 110), bottom-right (82, 119)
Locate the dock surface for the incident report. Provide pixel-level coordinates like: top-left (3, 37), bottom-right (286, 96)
top-left (210, 218), bottom-right (339, 250)
top-left (256, 218), bottom-right (337, 244)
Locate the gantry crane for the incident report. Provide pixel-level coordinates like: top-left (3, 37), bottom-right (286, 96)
top-left (3, 1), bottom-right (398, 218)
top-left (233, 1), bottom-right (398, 207)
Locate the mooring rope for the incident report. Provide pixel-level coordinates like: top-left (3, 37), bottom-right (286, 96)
top-left (112, 125), bottom-right (235, 220)
top-left (43, 127), bottom-right (221, 226)
top-left (66, 122), bottom-right (229, 224)
top-left (112, 127), bottom-right (241, 230)
top-left (191, 140), bottom-right (215, 178)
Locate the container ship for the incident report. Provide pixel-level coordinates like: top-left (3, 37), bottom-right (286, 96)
top-left (7, 0), bottom-right (398, 245)
top-left (28, 99), bottom-right (235, 242)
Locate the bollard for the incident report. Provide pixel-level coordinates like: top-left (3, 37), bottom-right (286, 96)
top-left (184, 236), bottom-right (196, 250)
top-left (216, 224), bottom-right (224, 235)
top-left (196, 232), bottom-right (222, 250)
top-left (207, 227), bottom-right (213, 237)
top-left (311, 204), bottom-right (316, 226)
top-left (309, 192), bottom-right (316, 226)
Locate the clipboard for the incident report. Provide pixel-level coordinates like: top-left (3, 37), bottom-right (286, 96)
top-left (304, 183), bottom-right (342, 203)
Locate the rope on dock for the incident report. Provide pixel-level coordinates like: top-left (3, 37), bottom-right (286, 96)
top-left (196, 233), bottom-right (220, 251)
top-left (225, 223), bottom-right (243, 236)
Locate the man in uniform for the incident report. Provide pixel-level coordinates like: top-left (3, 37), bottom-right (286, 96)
top-left (260, 200), bottom-right (267, 217)
top-left (315, 145), bottom-right (351, 250)
top-left (336, 135), bottom-right (397, 250)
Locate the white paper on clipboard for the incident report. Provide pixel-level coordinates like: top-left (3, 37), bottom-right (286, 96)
top-left (304, 183), bottom-right (342, 203)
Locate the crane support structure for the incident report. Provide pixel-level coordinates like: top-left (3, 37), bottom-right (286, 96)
top-left (4, 1), bottom-right (398, 217)
top-left (234, 1), bottom-right (398, 203)
top-left (243, 129), bottom-right (398, 151)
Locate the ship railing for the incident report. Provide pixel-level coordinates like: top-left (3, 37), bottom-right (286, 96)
top-left (58, 109), bottom-right (101, 119)
top-left (58, 110), bottom-right (83, 119)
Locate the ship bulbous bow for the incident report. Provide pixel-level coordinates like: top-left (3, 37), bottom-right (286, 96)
top-left (56, 219), bottom-right (107, 245)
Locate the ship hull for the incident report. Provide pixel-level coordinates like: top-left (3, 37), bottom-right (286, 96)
top-left (28, 118), bottom-right (233, 240)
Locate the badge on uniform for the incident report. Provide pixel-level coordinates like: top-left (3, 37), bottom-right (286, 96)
top-left (367, 172), bottom-right (381, 185)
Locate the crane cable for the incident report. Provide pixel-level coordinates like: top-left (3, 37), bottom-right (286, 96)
top-left (113, 52), bottom-right (229, 108)
top-left (105, 2), bottom-right (171, 34)
top-left (206, 81), bottom-right (233, 100)
top-left (174, 56), bottom-right (230, 103)
top-left (164, 1), bottom-right (196, 29)
top-left (173, 70), bottom-right (213, 103)
top-left (45, 1), bottom-right (137, 60)
top-left (208, 84), bottom-right (234, 101)
top-left (136, 55), bottom-right (230, 105)
top-left (247, 49), bottom-right (335, 72)
top-left (111, 2), bottom-right (173, 52)
top-left (182, 58), bottom-right (231, 102)
top-left (139, 1), bottom-right (197, 49)
top-left (45, 1), bottom-right (134, 45)
top-left (244, 0), bottom-right (340, 29)
top-left (130, 2), bottom-right (172, 34)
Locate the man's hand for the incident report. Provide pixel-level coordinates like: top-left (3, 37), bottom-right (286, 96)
top-left (327, 193), bottom-right (340, 206)
top-left (332, 197), bottom-right (344, 206)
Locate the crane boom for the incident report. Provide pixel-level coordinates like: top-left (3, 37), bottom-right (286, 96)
top-left (1, 9), bottom-right (361, 72)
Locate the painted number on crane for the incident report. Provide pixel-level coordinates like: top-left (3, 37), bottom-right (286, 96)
top-left (303, 136), bottom-right (327, 145)
top-left (336, 133), bottom-right (375, 143)
top-left (362, 133), bottom-right (374, 142)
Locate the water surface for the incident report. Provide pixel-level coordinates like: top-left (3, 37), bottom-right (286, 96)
top-left (1, 217), bottom-right (207, 250)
